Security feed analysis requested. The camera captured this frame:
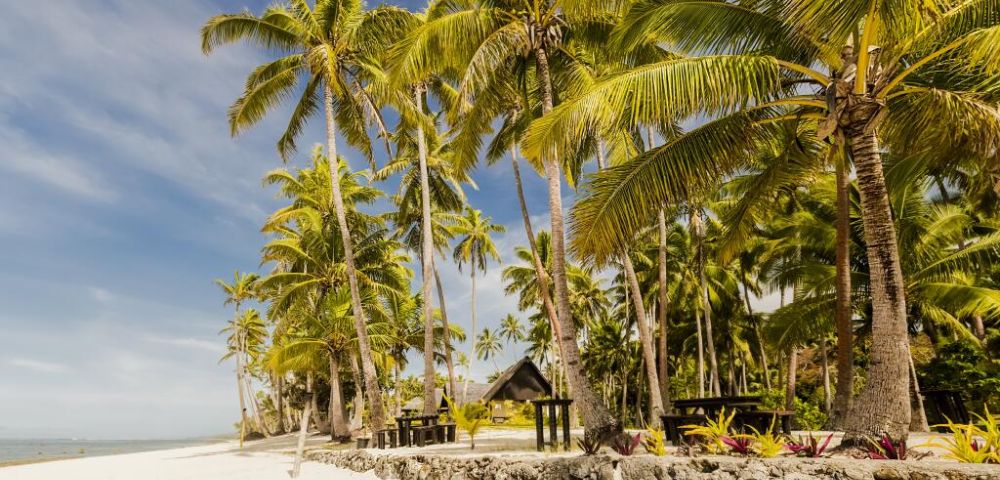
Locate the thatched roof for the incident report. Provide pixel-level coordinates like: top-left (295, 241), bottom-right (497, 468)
top-left (401, 357), bottom-right (552, 410)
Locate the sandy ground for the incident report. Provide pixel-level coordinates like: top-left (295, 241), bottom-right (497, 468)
top-left (0, 434), bottom-right (376, 480)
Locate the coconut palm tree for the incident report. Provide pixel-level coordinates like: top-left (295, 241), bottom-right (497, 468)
top-left (201, 0), bottom-right (418, 429)
top-left (527, 0), bottom-right (1000, 440)
top-left (498, 314), bottom-right (524, 345)
top-left (214, 271), bottom-right (261, 445)
top-left (451, 206), bottom-right (505, 378)
top-left (475, 327), bottom-right (504, 373)
top-left (390, 0), bottom-right (627, 439)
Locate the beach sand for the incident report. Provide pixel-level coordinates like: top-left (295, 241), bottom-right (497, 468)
top-left (0, 433), bottom-right (377, 480)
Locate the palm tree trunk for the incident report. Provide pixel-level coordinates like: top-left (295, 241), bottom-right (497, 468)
top-left (470, 263), bottom-right (477, 379)
top-left (536, 46), bottom-right (618, 441)
top-left (324, 85), bottom-right (386, 430)
top-left (414, 84), bottom-right (438, 417)
top-left (307, 371), bottom-right (329, 434)
top-left (328, 353), bottom-right (350, 441)
top-left (349, 354), bottom-right (364, 432)
top-left (235, 326), bottom-right (248, 447)
top-left (657, 210), bottom-right (671, 409)
top-left (742, 278), bottom-right (772, 389)
top-left (510, 149), bottom-right (573, 416)
top-left (394, 360), bottom-right (403, 416)
top-left (432, 260), bottom-right (459, 400)
top-left (785, 349), bottom-right (797, 411)
top-left (693, 210), bottom-right (721, 396)
top-left (830, 152), bottom-right (855, 428)
top-left (622, 253), bottom-right (665, 418)
top-left (695, 309), bottom-right (706, 398)
top-left (291, 391), bottom-right (312, 479)
top-left (973, 316), bottom-right (986, 339)
top-left (909, 353), bottom-right (929, 432)
top-left (842, 127), bottom-right (911, 442)
top-left (273, 373), bottom-right (286, 434)
top-left (821, 341), bottom-right (831, 413)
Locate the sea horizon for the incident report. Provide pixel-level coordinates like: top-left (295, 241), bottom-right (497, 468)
top-left (0, 435), bottom-right (229, 465)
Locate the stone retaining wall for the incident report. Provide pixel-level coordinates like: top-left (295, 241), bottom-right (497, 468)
top-left (307, 450), bottom-right (1000, 480)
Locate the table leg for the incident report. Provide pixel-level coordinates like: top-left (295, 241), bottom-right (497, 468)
top-left (548, 403), bottom-right (557, 447)
top-left (561, 404), bottom-right (570, 451)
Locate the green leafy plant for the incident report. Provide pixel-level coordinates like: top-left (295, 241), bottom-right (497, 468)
top-left (786, 433), bottom-right (833, 458)
top-left (643, 428), bottom-right (667, 456)
top-left (576, 437), bottom-right (603, 456)
top-left (923, 408), bottom-right (1000, 463)
top-left (747, 422), bottom-right (786, 458)
top-left (611, 432), bottom-right (642, 456)
top-left (444, 395), bottom-right (486, 450)
top-left (682, 407), bottom-right (736, 453)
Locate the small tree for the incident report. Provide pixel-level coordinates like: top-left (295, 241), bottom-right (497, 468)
top-left (445, 395), bottom-right (487, 450)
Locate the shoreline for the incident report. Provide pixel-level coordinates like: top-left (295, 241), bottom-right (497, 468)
top-left (0, 434), bottom-right (375, 479)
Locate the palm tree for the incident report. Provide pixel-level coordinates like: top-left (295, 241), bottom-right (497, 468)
top-left (391, 0), bottom-right (625, 440)
top-left (214, 271), bottom-right (261, 445)
top-left (475, 328), bottom-right (504, 373)
top-left (201, 0), bottom-right (417, 430)
top-left (498, 314), bottom-right (525, 345)
top-left (528, 0), bottom-right (1000, 440)
top-left (452, 206), bottom-right (505, 385)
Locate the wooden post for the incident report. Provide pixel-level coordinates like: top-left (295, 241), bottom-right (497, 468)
top-left (534, 401), bottom-right (544, 451)
top-left (548, 402), bottom-right (557, 447)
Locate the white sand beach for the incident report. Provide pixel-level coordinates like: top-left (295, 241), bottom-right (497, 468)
top-left (0, 434), bottom-right (375, 480)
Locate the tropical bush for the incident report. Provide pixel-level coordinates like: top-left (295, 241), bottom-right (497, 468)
top-left (643, 428), bottom-right (667, 456)
top-left (919, 341), bottom-right (1000, 411)
top-left (445, 395), bottom-right (487, 450)
top-left (746, 424), bottom-right (786, 458)
top-left (682, 408), bottom-right (736, 454)
top-left (611, 432), bottom-right (642, 456)
top-left (923, 408), bottom-right (1000, 463)
top-left (786, 433), bottom-right (833, 458)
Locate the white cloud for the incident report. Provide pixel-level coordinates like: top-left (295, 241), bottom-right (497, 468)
top-left (89, 286), bottom-right (115, 303)
top-left (0, 125), bottom-right (116, 201)
top-left (7, 357), bottom-right (70, 374)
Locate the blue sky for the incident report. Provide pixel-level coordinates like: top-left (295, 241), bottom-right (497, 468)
top-left (0, 0), bottom-right (781, 440)
top-left (0, 0), bottom-right (561, 440)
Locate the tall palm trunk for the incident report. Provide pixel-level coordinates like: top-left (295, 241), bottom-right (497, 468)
top-left (656, 210), bottom-right (671, 408)
top-left (328, 353), bottom-right (350, 440)
top-left (842, 126), bottom-right (911, 441)
top-left (741, 277), bottom-right (771, 389)
top-left (510, 149), bottom-right (567, 386)
top-left (415, 85), bottom-right (438, 416)
top-left (469, 262), bottom-right (477, 381)
top-left (349, 354), bottom-right (364, 432)
top-left (622, 253), bottom-right (665, 418)
top-left (830, 151), bottom-right (855, 428)
top-left (433, 260), bottom-right (458, 399)
top-left (272, 373), bottom-right (286, 434)
top-left (785, 349), bottom-right (797, 411)
top-left (394, 360), bottom-right (403, 416)
top-left (536, 46), bottom-right (618, 441)
top-left (693, 210), bottom-right (721, 396)
top-left (292, 390), bottom-right (312, 479)
top-left (307, 371), bottom-right (329, 433)
top-left (821, 341), bottom-right (831, 413)
top-left (235, 322), bottom-right (248, 447)
top-left (324, 85), bottom-right (386, 430)
top-left (245, 364), bottom-right (268, 435)
top-left (909, 353), bottom-right (929, 432)
top-left (695, 309), bottom-right (706, 398)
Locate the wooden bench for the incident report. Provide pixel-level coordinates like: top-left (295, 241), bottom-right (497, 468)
top-left (411, 425), bottom-right (438, 447)
top-left (375, 428), bottom-right (398, 449)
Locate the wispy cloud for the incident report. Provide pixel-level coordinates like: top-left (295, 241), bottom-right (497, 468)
top-left (143, 335), bottom-right (225, 354)
top-left (7, 357), bottom-right (71, 374)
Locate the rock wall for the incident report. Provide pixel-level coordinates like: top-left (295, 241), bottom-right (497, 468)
top-left (308, 450), bottom-right (1000, 480)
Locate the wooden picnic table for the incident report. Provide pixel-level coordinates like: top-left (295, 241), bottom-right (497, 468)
top-left (671, 396), bottom-right (762, 416)
top-left (395, 414), bottom-right (439, 447)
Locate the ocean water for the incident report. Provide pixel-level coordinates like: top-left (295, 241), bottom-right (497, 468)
top-left (0, 437), bottom-right (217, 464)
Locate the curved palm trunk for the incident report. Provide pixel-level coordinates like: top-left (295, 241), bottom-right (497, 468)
top-left (349, 354), bottom-right (364, 432)
top-left (325, 85), bottom-right (386, 430)
top-left (511, 149), bottom-right (574, 423)
top-left (433, 260), bottom-right (458, 399)
top-left (291, 391), bottom-right (312, 479)
top-left (821, 341), bottom-right (831, 413)
top-left (622, 253), bottom-right (665, 418)
top-left (245, 367), bottom-right (268, 435)
top-left (693, 210), bottom-right (721, 396)
top-left (830, 150), bottom-right (855, 428)
top-left (657, 210), bottom-right (671, 409)
top-left (536, 47), bottom-right (618, 441)
top-left (695, 309), bottom-right (706, 398)
top-left (842, 127), bottom-right (911, 442)
top-left (272, 373), bottom-right (286, 434)
top-left (909, 353), bottom-right (929, 432)
top-left (415, 85), bottom-right (438, 416)
top-left (328, 353), bottom-right (350, 441)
